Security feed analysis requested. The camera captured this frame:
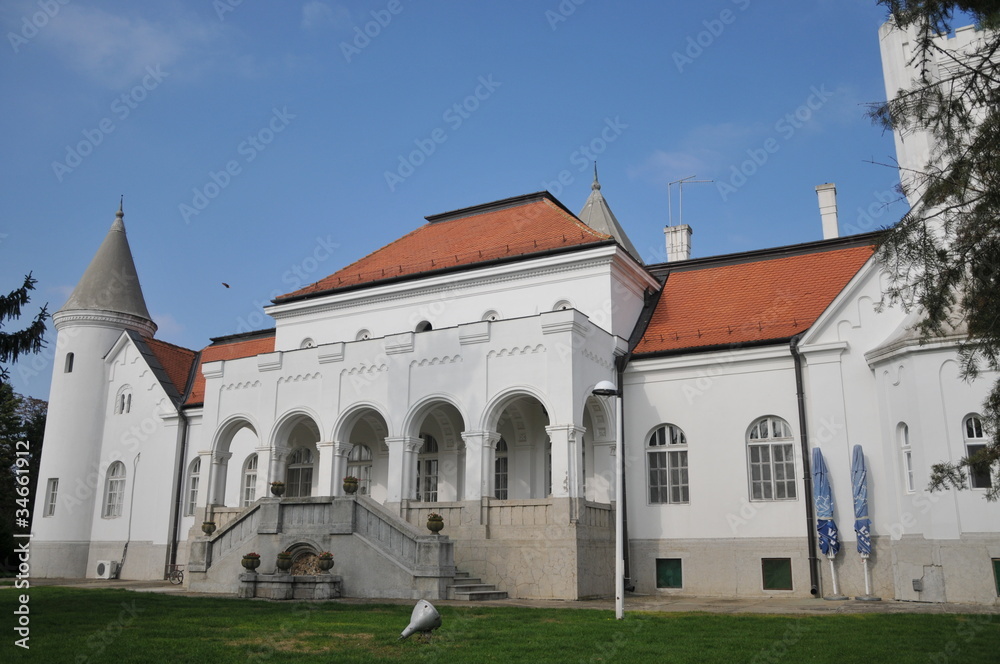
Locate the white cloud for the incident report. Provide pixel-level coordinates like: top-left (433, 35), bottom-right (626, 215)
top-left (151, 312), bottom-right (185, 340)
top-left (31, 5), bottom-right (225, 88)
top-left (301, 2), bottom-right (351, 31)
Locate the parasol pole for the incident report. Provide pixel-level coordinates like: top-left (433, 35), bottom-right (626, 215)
top-left (825, 551), bottom-right (847, 600)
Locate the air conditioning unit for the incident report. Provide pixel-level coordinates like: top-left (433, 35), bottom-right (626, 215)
top-left (95, 560), bottom-right (119, 580)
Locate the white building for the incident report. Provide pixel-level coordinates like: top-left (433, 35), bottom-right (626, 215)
top-left (30, 22), bottom-right (1000, 604)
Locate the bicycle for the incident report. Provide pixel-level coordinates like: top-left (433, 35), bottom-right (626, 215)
top-left (166, 564), bottom-right (184, 585)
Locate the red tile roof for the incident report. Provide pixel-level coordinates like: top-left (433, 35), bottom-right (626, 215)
top-left (146, 338), bottom-right (198, 398)
top-left (278, 193), bottom-right (612, 301)
top-left (185, 333), bottom-right (276, 406)
top-left (635, 245), bottom-right (874, 355)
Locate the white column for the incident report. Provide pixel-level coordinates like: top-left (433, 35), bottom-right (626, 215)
top-left (254, 445), bottom-right (271, 502)
top-left (316, 441), bottom-right (335, 496)
top-left (268, 447), bottom-right (290, 486)
top-left (209, 451), bottom-right (232, 505)
top-left (384, 436), bottom-right (423, 502)
top-left (545, 425), bottom-right (586, 499)
top-left (461, 431), bottom-right (501, 500)
top-left (331, 441), bottom-right (352, 496)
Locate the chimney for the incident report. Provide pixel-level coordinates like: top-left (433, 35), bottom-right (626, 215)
top-left (664, 224), bottom-right (692, 262)
top-left (815, 183), bottom-right (839, 239)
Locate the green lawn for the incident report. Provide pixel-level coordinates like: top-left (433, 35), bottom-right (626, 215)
top-left (3, 587), bottom-right (998, 663)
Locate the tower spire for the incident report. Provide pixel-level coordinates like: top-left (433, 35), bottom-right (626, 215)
top-left (56, 200), bottom-right (156, 336)
top-left (592, 162), bottom-right (601, 190)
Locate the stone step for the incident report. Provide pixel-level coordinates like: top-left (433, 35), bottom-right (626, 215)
top-left (448, 583), bottom-right (495, 595)
top-left (452, 589), bottom-right (509, 601)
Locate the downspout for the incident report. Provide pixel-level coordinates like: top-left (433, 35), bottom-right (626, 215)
top-left (614, 354), bottom-right (635, 591)
top-left (790, 333), bottom-right (820, 596)
top-left (167, 408), bottom-right (190, 571)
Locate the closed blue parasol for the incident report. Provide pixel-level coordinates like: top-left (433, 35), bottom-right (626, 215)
top-left (811, 447), bottom-right (840, 556)
top-left (851, 444), bottom-right (871, 556)
top-left (852, 444), bottom-right (880, 600)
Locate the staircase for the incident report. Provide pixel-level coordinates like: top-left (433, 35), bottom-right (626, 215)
top-left (448, 570), bottom-right (508, 601)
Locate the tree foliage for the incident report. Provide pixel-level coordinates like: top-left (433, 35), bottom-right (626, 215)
top-left (0, 273), bottom-right (48, 384)
top-left (0, 382), bottom-right (47, 574)
top-left (871, 1), bottom-right (1000, 499)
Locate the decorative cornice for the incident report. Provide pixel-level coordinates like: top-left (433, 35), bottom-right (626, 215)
top-left (487, 344), bottom-right (545, 359)
top-left (277, 372), bottom-right (320, 385)
top-left (52, 308), bottom-right (157, 337)
top-left (410, 355), bottom-right (461, 368)
top-left (458, 321), bottom-right (491, 345)
top-left (385, 332), bottom-right (414, 355)
top-left (265, 246), bottom-right (621, 320)
top-left (318, 342), bottom-right (345, 364)
top-left (257, 352), bottom-right (283, 372)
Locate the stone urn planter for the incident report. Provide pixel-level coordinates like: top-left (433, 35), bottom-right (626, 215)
top-left (426, 513), bottom-right (444, 534)
top-left (241, 554), bottom-right (261, 572)
top-left (343, 476), bottom-right (359, 495)
top-left (270, 481), bottom-right (286, 497)
top-left (276, 552), bottom-right (293, 572)
top-left (317, 553), bottom-right (334, 572)
top-left (201, 521), bottom-right (216, 536)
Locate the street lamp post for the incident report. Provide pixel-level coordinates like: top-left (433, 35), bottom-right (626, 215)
top-left (592, 379), bottom-right (624, 620)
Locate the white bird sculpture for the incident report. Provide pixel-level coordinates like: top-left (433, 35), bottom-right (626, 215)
top-left (399, 599), bottom-right (442, 640)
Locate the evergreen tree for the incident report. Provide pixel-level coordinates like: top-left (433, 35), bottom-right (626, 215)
top-left (0, 274), bottom-right (48, 384)
top-left (871, 1), bottom-right (1000, 499)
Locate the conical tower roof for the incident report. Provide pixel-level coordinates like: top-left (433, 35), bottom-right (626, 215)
top-left (58, 202), bottom-right (155, 332)
top-left (577, 165), bottom-right (642, 264)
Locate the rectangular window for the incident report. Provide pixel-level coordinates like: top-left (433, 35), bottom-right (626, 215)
top-left (749, 443), bottom-right (796, 501)
top-left (648, 451), bottom-right (689, 504)
top-left (903, 450), bottom-right (915, 493)
top-left (656, 558), bottom-right (683, 589)
top-left (762, 558), bottom-right (793, 590)
top-left (993, 559), bottom-right (1000, 597)
top-left (494, 456), bottom-right (508, 500)
top-left (967, 444), bottom-right (993, 489)
top-left (44, 478), bottom-right (58, 517)
top-left (186, 475), bottom-right (199, 516)
top-left (105, 477), bottom-right (125, 518)
top-left (287, 467), bottom-right (313, 497)
top-left (417, 459), bottom-right (438, 502)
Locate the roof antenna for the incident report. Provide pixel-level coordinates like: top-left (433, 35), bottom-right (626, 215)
top-left (667, 176), bottom-right (712, 226)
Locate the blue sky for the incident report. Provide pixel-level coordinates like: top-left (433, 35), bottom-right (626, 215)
top-left (2, 0), bottom-right (912, 400)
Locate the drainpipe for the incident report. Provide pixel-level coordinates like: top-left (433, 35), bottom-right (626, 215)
top-left (790, 334), bottom-right (820, 596)
top-left (614, 354), bottom-right (634, 592)
top-left (167, 408), bottom-right (190, 571)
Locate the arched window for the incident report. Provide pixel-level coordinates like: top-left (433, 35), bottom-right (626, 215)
top-left (482, 310), bottom-right (500, 322)
top-left (747, 416), bottom-right (796, 501)
top-left (356, 329), bottom-right (372, 341)
top-left (553, 299), bottom-right (572, 311)
top-left (347, 444), bottom-right (373, 495)
top-left (494, 437), bottom-right (509, 499)
top-left (64, 352), bottom-right (74, 373)
top-left (964, 415), bottom-right (992, 489)
top-left (186, 458), bottom-right (200, 516)
top-left (415, 434), bottom-right (438, 502)
top-left (103, 461), bottom-right (126, 518)
top-left (241, 454), bottom-right (258, 507)
top-left (898, 423), bottom-right (914, 493)
top-left (286, 448), bottom-right (314, 497)
top-left (114, 386), bottom-right (132, 415)
top-left (299, 338), bottom-right (315, 349)
top-left (647, 424), bottom-right (689, 504)
top-left (415, 321), bottom-right (433, 333)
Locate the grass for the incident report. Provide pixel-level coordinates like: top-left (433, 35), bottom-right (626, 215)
top-left (3, 587), bottom-right (998, 663)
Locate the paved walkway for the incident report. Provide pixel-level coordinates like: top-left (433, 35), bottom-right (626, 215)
top-left (24, 578), bottom-right (1000, 615)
